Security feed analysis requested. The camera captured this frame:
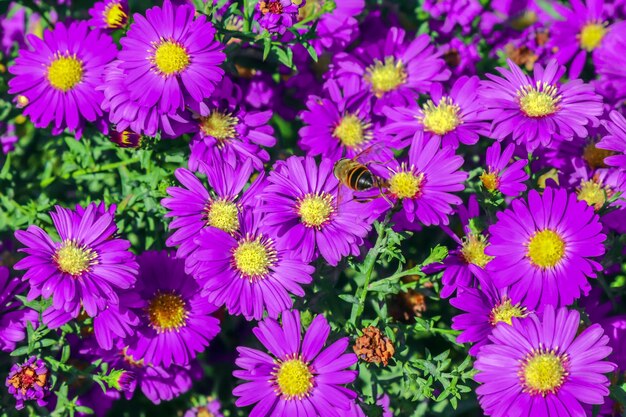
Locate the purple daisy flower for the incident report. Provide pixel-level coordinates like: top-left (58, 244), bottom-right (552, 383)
top-left (475, 305), bottom-right (615, 417)
top-left (307, 0), bottom-right (364, 52)
top-left (118, 0), bottom-right (225, 114)
top-left (383, 136), bottom-right (467, 226)
top-left (190, 211), bottom-right (315, 320)
top-left (125, 251), bottom-right (221, 367)
top-left (6, 356), bottom-right (49, 410)
top-left (233, 310), bottom-right (358, 416)
top-left (260, 156), bottom-right (377, 266)
top-left (480, 59), bottom-right (603, 151)
top-left (485, 187), bottom-right (606, 310)
top-left (423, 0), bottom-right (483, 35)
top-left (88, 0), bottom-right (129, 31)
top-left (597, 110), bottom-right (626, 169)
top-left (254, 0), bottom-right (301, 34)
top-left (594, 21), bottom-right (626, 104)
top-left (331, 27), bottom-right (450, 111)
top-left (184, 399), bottom-right (224, 417)
top-left (8, 21), bottom-right (117, 138)
top-left (438, 38), bottom-right (481, 79)
top-left (13, 202), bottom-right (138, 317)
top-left (479, 142), bottom-right (529, 197)
top-left (0, 267), bottom-right (38, 352)
top-left (384, 76), bottom-right (489, 149)
top-left (572, 166), bottom-right (626, 213)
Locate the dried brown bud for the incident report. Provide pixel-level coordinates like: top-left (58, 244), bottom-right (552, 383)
top-left (353, 326), bottom-right (395, 366)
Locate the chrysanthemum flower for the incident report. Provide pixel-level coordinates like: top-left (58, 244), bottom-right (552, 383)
top-left (597, 110), bottom-right (626, 169)
top-left (383, 136), bottom-right (467, 226)
top-left (475, 305), bottom-right (615, 417)
top-left (480, 59), bottom-right (603, 151)
top-left (118, 0), bottom-right (225, 114)
top-left (479, 142), bottom-right (529, 197)
top-left (14, 203), bottom-right (138, 317)
top-left (125, 251), bottom-right (220, 367)
top-left (254, 0), bottom-right (301, 34)
top-left (0, 267), bottom-right (38, 352)
top-left (233, 310), bottom-right (358, 416)
top-left (384, 76), bottom-right (488, 149)
top-left (486, 188), bottom-right (606, 310)
top-left (6, 356), bottom-right (49, 410)
top-left (8, 21), bottom-right (117, 137)
top-left (190, 211), bottom-right (314, 320)
top-left (260, 156), bottom-right (378, 266)
top-left (88, 0), bottom-right (129, 31)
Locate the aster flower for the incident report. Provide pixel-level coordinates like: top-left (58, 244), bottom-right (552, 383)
top-left (118, 0), bottom-right (225, 114)
top-left (184, 399), bottom-right (224, 417)
top-left (597, 110), bottom-right (626, 169)
top-left (480, 59), bottom-right (603, 151)
top-left (125, 251), bottom-right (220, 367)
top-left (305, 0), bottom-right (364, 52)
top-left (14, 203), bottom-right (138, 317)
top-left (88, 0), bottom-right (129, 31)
top-left (475, 305), bottom-right (615, 417)
top-left (383, 136), bottom-right (467, 226)
top-left (0, 267), bottom-right (38, 352)
top-left (254, 0), bottom-right (301, 34)
top-left (479, 142), bottom-right (529, 197)
top-left (8, 21), bottom-right (117, 137)
top-left (423, 0), bottom-right (483, 35)
top-left (438, 38), bottom-right (481, 79)
top-left (6, 356), bottom-right (49, 410)
top-left (233, 310), bottom-right (358, 416)
top-left (573, 167), bottom-right (626, 212)
top-left (260, 156), bottom-right (377, 266)
top-left (485, 187), bottom-right (606, 310)
top-left (190, 211), bottom-right (315, 320)
top-left (594, 21), bottom-right (626, 103)
top-left (384, 76), bottom-right (489, 149)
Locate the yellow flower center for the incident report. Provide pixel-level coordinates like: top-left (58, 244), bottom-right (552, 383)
top-left (388, 170), bottom-right (424, 199)
top-left (147, 291), bottom-right (188, 332)
top-left (579, 22), bottom-right (606, 51)
top-left (297, 193), bottom-right (335, 228)
top-left (200, 111), bottom-right (238, 142)
top-left (421, 97), bottom-right (461, 135)
top-left (460, 234), bottom-right (493, 268)
top-left (275, 358), bottom-right (313, 399)
top-left (53, 240), bottom-right (97, 276)
top-left (518, 83), bottom-right (560, 118)
top-left (480, 170), bottom-right (500, 192)
top-left (333, 114), bottom-right (370, 148)
top-left (153, 40), bottom-right (190, 76)
top-left (489, 298), bottom-right (527, 326)
top-left (206, 199), bottom-right (240, 234)
top-left (47, 55), bottom-right (84, 92)
top-left (527, 229), bottom-right (566, 269)
top-left (521, 350), bottom-right (567, 396)
top-left (104, 2), bottom-right (128, 29)
top-left (365, 57), bottom-right (407, 98)
top-left (583, 142), bottom-right (613, 169)
top-left (577, 180), bottom-right (607, 211)
top-left (233, 237), bottom-right (276, 280)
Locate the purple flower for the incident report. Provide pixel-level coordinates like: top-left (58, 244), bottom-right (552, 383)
top-left (190, 211), bottom-right (314, 320)
top-left (594, 21), bottom-right (626, 104)
top-left (308, 0), bottom-right (365, 52)
top-left (479, 142), bottom-right (529, 197)
top-left (485, 188), bottom-right (606, 310)
top-left (118, 0), bottom-right (225, 114)
top-left (1, 121), bottom-right (18, 154)
top-left (480, 59), bottom-right (603, 151)
top-left (8, 21), bottom-right (117, 138)
top-left (233, 310), bottom-right (358, 416)
top-left (597, 110), bottom-right (626, 169)
top-left (438, 38), bottom-right (481, 79)
top-left (0, 267), bottom-right (38, 352)
top-left (14, 203), bottom-right (138, 317)
top-left (88, 0), bottom-right (129, 30)
top-left (384, 76), bottom-right (488, 149)
top-left (475, 305), bottom-right (615, 417)
top-left (184, 399), bottom-right (224, 417)
top-left (423, 0), bottom-right (483, 35)
top-left (125, 251), bottom-right (220, 367)
top-left (6, 356), bottom-right (49, 410)
top-left (254, 0), bottom-right (301, 34)
top-left (260, 156), bottom-right (378, 266)
top-left (573, 166), bottom-right (626, 212)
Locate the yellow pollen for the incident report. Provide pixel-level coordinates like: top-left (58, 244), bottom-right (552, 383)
top-left (275, 358), bottom-right (313, 399)
top-left (527, 229), bottom-right (566, 269)
top-left (333, 114), bottom-right (370, 148)
top-left (153, 40), bottom-right (190, 76)
top-left (521, 350), bottom-right (567, 396)
top-left (53, 240), bottom-right (97, 276)
top-left (206, 199), bottom-right (240, 234)
top-left (389, 170), bottom-right (424, 199)
top-left (200, 111), bottom-right (238, 142)
top-left (47, 55), bottom-right (84, 92)
top-left (583, 142), bottom-right (614, 169)
top-left (104, 2), bottom-right (128, 29)
top-left (233, 237), bottom-right (275, 280)
top-left (579, 22), bottom-right (606, 51)
top-left (577, 180), bottom-right (607, 211)
top-left (480, 170), bottom-right (500, 192)
top-left (421, 97), bottom-right (461, 135)
top-left (489, 298), bottom-right (527, 326)
top-left (365, 57), bottom-right (407, 98)
top-left (460, 234), bottom-right (493, 268)
top-left (518, 83), bottom-right (560, 118)
top-left (147, 291), bottom-right (188, 332)
top-left (297, 193), bottom-right (334, 228)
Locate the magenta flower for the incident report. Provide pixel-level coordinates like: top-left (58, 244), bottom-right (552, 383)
top-left (254, 0), bottom-right (301, 34)
top-left (310, 0), bottom-right (365, 52)
top-left (0, 267), bottom-right (38, 352)
top-left (233, 310), bottom-right (358, 416)
top-left (479, 142), bottom-right (529, 197)
top-left (423, 0), bottom-right (483, 35)
top-left (88, 0), bottom-right (129, 30)
top-left (486, 188), bottom-right (606, 310)
top-left (594, 21), bottom-right (626, 103)
top-left (597, 110), bottom-right (626, 169)
top-left (6, 357), bottom-right (49, 410)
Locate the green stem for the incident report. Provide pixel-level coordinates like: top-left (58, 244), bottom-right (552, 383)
top-left (66, 158), bottom-right (140, 179)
